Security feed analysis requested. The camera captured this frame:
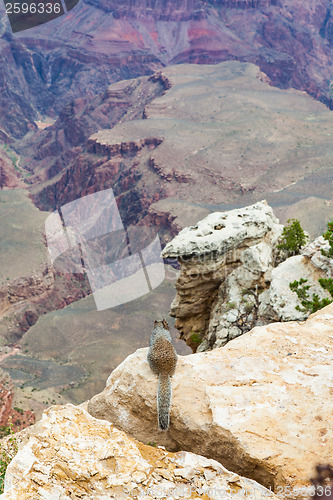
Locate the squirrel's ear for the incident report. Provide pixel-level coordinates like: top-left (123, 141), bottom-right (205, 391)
top-left (162, 319), bottom-right (169, 329)
top-left (154, 320), bottom-right (158, 326)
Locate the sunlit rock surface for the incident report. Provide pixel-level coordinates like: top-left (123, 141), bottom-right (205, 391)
top-left (88, 304), bottom-right (333, 496)
top-left (1, 404), bottom-right (277, 499)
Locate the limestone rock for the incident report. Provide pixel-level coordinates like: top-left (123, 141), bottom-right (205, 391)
top-left (161, 200), bottom-right (283, 349)
top-left (260, 254), bottom-right (331, 322)
top-left (260, 234), bottom-right (333, 322)
top-left (301, 236), bottom-right (333, 277)
top-left (1, 404), bottom-right (277, 499)
top-left (162, 200), bottom-right (282, 259)
top-left (88, 304), bottom-right (333, 497)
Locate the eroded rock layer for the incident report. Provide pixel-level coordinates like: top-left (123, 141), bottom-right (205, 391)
top-left (2, 404), bottom-right (277, 499)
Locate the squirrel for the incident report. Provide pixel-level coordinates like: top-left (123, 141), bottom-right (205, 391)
top-left (147, 319), bottom-right (178, 431)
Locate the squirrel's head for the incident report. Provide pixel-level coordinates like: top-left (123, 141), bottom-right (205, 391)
top-left (154, 319), bottom-right (169, 330)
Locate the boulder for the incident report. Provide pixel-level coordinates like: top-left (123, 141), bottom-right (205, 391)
top-left (260, 253), bottom-right (331, 322)
top-left (88, 304), bottom-right (333, 497)
top-left (1, 404), bottom-right (277, 499)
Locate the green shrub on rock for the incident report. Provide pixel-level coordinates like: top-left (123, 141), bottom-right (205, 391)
top-left (277, 218), bottom-right (308, 257)
top-left (321, 221), bottom-right (333, 258)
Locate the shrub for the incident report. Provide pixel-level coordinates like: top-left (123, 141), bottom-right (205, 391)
top-left (277, 219), bottom-right (308, 256)
top-left (289, 278), bottom-right (333, 314)
top-left (190, 332), bottom-right (203, 346)
top-left (321, 221), bottom-right (333, 258)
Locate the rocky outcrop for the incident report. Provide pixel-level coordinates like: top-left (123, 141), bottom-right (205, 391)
top-left (0, 264), bottom-right (55, 312)
top-left (0, 263), bottom-right (55, 342)
top-left (88, 303), bottom-right (333, 496)
top-left (1, 404), bottom-right (278, 499)
top-left (20, 74), bottom-right (169, 190)
top-left (259, 236), bottom-right (333, 322)
top-left (161, 200), bottom-right (283, 349)
top-left (0, 368), bottom-right (13, 428)
top-left (0, 151), bottom-right (25, 190)
top-left (161, 201), bottom-right (333, 350)
top-left (87, 134), bottom-right (163, 158)
top-left (0, 266), bottom-right (91, 343)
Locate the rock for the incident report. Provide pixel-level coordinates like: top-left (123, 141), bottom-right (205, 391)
top-left (162, 201), bottom-right (333, 350)
top-left (0, 366), bottom-right (35, 433)
top-left (301, 236), bottom-right (333, 277)
top-left (2, 404), bottom-right (277, 499)
top-left (260, 234), bottom-right (333, 322)
top-left (260, 254), bottom-right (332, 322)
top-left (22, 60), bottom-right (333, 240)
top-left (0, 368), bottom-right (13, 427)
top-left (162, 200), bottom-right (282, 259)
top-left (88, 303), bottom-right (333, 496)
top-left (161, 200), bottom-right (283, 349)
top-left (2, 0), bottom-right (333, 143)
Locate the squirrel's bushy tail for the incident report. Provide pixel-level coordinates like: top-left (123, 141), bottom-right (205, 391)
top-left (157, 373), bottom-right (172, 431)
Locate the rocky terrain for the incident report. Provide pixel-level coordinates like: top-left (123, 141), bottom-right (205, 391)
top-left (4, 278), bottom-right (190, 413)
top-left (88, 303), bottom-right (333, 497)
top-left (1, 57), bottom-right (333, 411)
top-left (1, 0), bottom-right (333, 143)
top-left (17, 73), bottom-right (171, 191)
top-left (162, 200), bottom-right (333, 350)
top-left (0, 1), bottom-right (333, 482)
top-left (0, 367), bottom-right (34, 434)
top-left (1, 305), bottom-right (332, 498)
top-left (1, 404), bottom-right (278, 499)
top-left (0, 189), bottom-right (91, 345)
top-left (21, 62), bottom-right (333, 241)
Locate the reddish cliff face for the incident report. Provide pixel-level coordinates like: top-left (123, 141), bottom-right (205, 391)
top-left (0, 367), bottom-right (35, 433)
top-left (86, 0), bottom-right (278, 17)
top-left (18, 73), bottom-right (169, 188)
top-left (1, 0), bottom-right (333, 142)
top-left (0, 150), bottom-right (25, 189)
top-left (24, 62), bottom-right (333, 249)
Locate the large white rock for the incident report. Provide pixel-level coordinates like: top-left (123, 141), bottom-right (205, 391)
top-left (162, 200), bottom-right (282, 259)
top-left (88, 303), bottom-right (333, 498)
top-left (1, 404), bottom-right (277, 499)
top-left (162, 201), bottom-right (333, 350)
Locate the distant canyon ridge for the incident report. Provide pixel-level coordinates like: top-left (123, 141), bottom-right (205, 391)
top-left (1, 0), bottom-right (333, 141)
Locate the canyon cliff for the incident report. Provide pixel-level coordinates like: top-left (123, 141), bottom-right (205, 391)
top-left (19, 62), bottom-right (333, 241)
top-left (1, 0), bottom-right (333, 142)
top-left (162, 201), bottom-right (333, 350)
